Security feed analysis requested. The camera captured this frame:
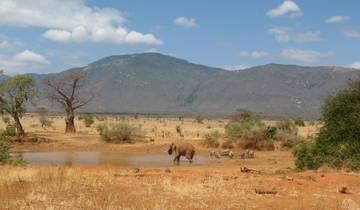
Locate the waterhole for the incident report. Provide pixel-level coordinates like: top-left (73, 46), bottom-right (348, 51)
top-left (11, 152), bottom-right (209, 167)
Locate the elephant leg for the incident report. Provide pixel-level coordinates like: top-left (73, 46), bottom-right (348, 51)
top-left (186, 151), bottom-right (194, 163)
top-left (173, 155), bottom-right (180, 164)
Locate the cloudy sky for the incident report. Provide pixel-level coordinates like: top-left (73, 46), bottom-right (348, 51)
top-left (0, 0), bottom-right (359, 74)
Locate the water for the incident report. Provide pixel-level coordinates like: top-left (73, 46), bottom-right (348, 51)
top-left (11, 152), bottom-right (209, 167)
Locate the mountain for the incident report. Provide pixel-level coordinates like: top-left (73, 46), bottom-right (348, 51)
top-left (35, 53), bottom-right (359, 118)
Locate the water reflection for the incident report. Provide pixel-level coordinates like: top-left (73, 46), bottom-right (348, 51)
top-left (11, 152), bottom-right (208, 167)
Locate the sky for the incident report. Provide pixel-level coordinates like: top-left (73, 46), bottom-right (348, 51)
top-left (0, 0), bottom-right (359, 74)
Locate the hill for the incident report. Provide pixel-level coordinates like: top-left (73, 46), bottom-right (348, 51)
top-left (34, 53), bottom-right (359, 118)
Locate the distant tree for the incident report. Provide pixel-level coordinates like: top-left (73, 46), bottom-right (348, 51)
top-left (0, 74), bottom-right (37, 137)
top-left (44, 70), bottom-right (93, 133)
top-left (35, 107), bottom-right (53, 129)
top-left (231, 108), bottom-right (255, 123)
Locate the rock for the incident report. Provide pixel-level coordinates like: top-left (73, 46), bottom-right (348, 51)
top-left (339, 186), bottom-right (349, 194)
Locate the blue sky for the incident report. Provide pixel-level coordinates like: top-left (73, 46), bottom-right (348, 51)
top-left (0, 0), bottom-right (359, 74)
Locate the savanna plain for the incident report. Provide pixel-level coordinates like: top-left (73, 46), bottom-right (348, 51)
top-left (0, 115), bottom-right (359, 210)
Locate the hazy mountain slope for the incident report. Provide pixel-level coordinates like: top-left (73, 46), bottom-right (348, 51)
top-left (34, 53), bottom-right (359, 118)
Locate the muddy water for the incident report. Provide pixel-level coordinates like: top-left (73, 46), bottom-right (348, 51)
top-left (12, 152), bottom-right (209, 167)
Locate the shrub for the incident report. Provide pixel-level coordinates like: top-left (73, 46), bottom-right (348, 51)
top-left (293, 142), bottom-right (321, 170)
top-left (97, 123), bottom-right (145, 144)
top-left (294, 79), bottom-right (360, 170)
top-left (265, 126), bottom-right (278, 138)
top-left (225, 121), bottom-right (259, 140)
top-left (239, 125), bottom-right (275, 151)
top-left (294, 118), bottom-right (305, 127)
top-left (0, 141), bottom-right (11, 165)
top-left (83, 114), bottom-right (94, 127)
top-left (202, 131), bottom-right (221, 148)
top-left (2, 124), bottom-right (16, 137)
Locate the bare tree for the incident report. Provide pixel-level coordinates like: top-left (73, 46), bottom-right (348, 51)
top-left (44, 70), bottom-right (93, 133)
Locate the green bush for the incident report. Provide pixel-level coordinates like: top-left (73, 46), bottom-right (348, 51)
top-left (265, 126), bottom-right (278, 138)
top-left (294, 79), bottom-right (360, 170)
top-left (225, 120), bottom-right (259, 140)
top-left (2, 124), bottom-right (16, 137)
top-left (97, 123), bottom-right (145, 144)
top-left (83, 114), bottom-right (94, 127)
top-left (0, 141), bottom-right (11, 165)
top-left (294, 118), bottom-right (305, 127)
top-left (202, 131), bottom-right (221, 148)
top-left (293, 142), bottom-right (321, 170)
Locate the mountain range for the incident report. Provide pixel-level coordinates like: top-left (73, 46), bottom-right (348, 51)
top-left (33, 53), bottom-right (359, 118)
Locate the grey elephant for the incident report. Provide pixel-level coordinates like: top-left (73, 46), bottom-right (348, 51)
top-left (168, 142), bottom-right (196, 164)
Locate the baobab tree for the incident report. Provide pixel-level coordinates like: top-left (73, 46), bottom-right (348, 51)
top-left (44, 70), bottom-right (93, 133)
top-left (0, 73), bottom-right (37, 138)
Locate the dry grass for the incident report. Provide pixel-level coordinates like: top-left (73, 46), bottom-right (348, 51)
top-left (1, 165), bottom-right (359, 210)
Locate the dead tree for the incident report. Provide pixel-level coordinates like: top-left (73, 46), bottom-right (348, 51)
top-left (44, 70), bottom-right (93, 133)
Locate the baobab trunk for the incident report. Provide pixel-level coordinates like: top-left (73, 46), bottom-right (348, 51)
top-left (65, 111), bottom-right (76, 133)
top-left (13, 113), bottom-right (25, 138)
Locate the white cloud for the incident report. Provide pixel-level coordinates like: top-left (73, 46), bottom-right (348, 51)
top-left (281, 49), bottom-right (335, 63)
top-left (14, 50), bottom-right (49, 64)
top-left (174, 17), bottom-right (198, 28)
top-left (0, 50), bottom-right (50, 74)
top-left (267, 1), bottom-right (302, 17)
top-left (147, 48), bottom-right (158, 53)
top-left (344, 29), bottom-right (360, 38)
top-left (0, 0), bottom-right (162, 45)
top-left (326, 16), bottom-right (350, 24)
top-left (240, 51), bottom-right (269, 58)
top-left (0, 35), bottom-right (22, 50)
top-left (349, 62), bottom-right (360, 69)
top-left (268, 27), bottom-right (323, 43)
top-left (43, 29), bottom-right (72, 43)
top-left (222, 65), bottom-right (249, 71)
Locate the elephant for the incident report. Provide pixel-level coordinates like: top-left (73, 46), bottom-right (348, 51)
top-left (168, 142), bottom-right (196, 164)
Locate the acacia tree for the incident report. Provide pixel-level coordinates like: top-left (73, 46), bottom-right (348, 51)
top-left (0, 74), bottom-right (37, 137)
top-left (44, 70), bottom-right (93, 133)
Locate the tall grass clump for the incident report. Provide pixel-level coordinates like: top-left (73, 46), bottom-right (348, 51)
top-left (0, 141), bottom-right (10, 164)
top-left (97, 123), bottom-right (145, 144)
top-left (294, 79), bottom-right (360, 170)
top-left (294, 118), bottom-right (305, 126)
